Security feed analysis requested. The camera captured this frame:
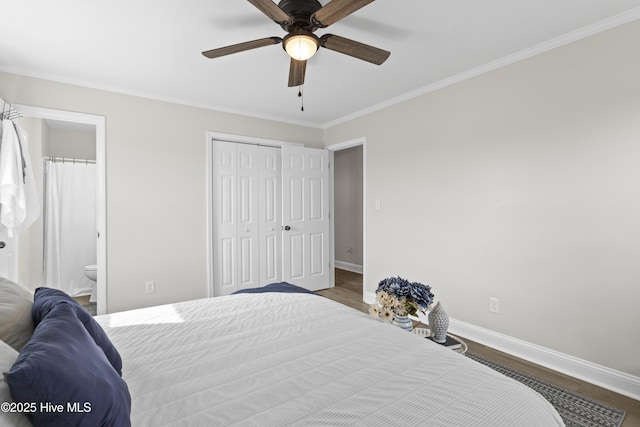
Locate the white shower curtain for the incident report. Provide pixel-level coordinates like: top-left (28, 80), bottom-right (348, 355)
top-left (43, 160), bottom-right (96, 296)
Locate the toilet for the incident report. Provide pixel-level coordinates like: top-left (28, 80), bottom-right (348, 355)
top-left (84, 264), bottom-right (97, 281)
top-left (84, 264), bottom-right (97, 302)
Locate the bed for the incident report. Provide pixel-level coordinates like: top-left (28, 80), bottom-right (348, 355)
top-left (2, 280), bottom-right (564, 426)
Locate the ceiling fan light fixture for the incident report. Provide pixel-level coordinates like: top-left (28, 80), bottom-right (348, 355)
top-left (284, 34), bottom-right (318, 61)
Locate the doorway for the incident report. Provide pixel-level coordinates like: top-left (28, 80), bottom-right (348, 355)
top-left (327, 138), bottom-right (367, 302)
top-left (15, 104), bottom-right (107, 315)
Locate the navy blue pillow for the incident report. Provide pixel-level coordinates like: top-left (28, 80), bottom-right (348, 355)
top-left (32, 287), bottom-right (122, 376)
top-left (232, 282), bottom-right (318, 295)
top-left (7, 303), bottom-right (131, 427)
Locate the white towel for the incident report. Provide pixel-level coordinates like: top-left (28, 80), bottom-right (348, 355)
top-left (0, 120), bottom-right (39, 236)
top-left (14, 122), bottom-right (39, 230)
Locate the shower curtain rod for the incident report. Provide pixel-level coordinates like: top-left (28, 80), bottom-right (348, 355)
top-left (1, 97), bottom-right (22, 120)
top-left (44, 156), bottom-right (96, 164)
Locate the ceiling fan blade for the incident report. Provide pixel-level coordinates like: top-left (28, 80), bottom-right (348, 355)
top-left (247, 0), bottom-right (292, 25)
top-left (312, 0), bottom-right (376, 27)
top-left (202, 37), bottom-right (282, 59)
top-left (320, 34), bottom-right (390, 65)
top-left (288, 58), bottom-right (307, 87)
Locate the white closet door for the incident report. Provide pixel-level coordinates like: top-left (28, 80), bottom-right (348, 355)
top-left (281, 145), bottom-right (331, 291)
top-left (212, 141), bottom-right (330, 295)
top-left (212, 141), bottom-right (259, 295)
top-left (236, 143), bottom-right (260, 290)
top-left (212, 141), bottom-right (236, 295)
top-left (259, 146), bottom-right (281, 284)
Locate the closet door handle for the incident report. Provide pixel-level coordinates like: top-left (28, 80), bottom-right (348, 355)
top-left (283, 225), bottom-right (291, 231)
top-left (0, 241), bottom-right (5, 249)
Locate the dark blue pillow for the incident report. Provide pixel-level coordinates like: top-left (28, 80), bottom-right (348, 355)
top-left (7, 303), bottom-right (131, 427)
top-left (32, 287), bottom-right (122, 376)
top-left (232, 282), bottom-right (318, 295)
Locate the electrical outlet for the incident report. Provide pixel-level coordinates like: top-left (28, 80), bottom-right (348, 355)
top-left (489, 297), bottom-right (499, 313)
top-left (375, 199), bottom-right (381, 210)
top-left (145, 280), bottom-right (155, 294)
top-left (346, 247), bottom-right (353, 254)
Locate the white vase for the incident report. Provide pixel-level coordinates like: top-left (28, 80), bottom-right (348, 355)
top-left (428, 302), bottom-right (449, 343)
top-left (393, 314), bottom-right (413, 332)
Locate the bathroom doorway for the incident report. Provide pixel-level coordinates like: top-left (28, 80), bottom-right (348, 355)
top-left (43, 122), bottom-right (97, 313)
top-left (15, 104), bottom-right (106, 315)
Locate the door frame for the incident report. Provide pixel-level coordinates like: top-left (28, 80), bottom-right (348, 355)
top-left (206, 131), bottom-right (304, 297)
top-left (15, 104), bottom-right (107, 315)
top-left (326, 137), bottom-right (367, 302)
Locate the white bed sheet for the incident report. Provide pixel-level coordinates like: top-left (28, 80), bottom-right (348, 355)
top-left (96, 293), bottom-right (564, 427)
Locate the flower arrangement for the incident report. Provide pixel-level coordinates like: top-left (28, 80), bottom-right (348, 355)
top-left (369, 276), bottom-right (434, 322)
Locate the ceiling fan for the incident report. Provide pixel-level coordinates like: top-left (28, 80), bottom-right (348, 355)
top-left (202, 0), bottom-right (390, 87)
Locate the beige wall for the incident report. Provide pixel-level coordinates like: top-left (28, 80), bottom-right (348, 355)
top-left (47, 126), bottom-right (96, 160)
top-left (324, 20), bottom-right (640, 377)
top-left (0, 71), bottom-right (323, 313)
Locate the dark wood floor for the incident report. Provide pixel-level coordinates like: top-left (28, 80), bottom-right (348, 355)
top-left (318, 269), bottom-right (640, 427)
top-left (72, 295), bottom-right (97, 316)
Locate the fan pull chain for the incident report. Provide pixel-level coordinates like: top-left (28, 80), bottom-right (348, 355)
top-left (298, 85), bottom-right (304, 112)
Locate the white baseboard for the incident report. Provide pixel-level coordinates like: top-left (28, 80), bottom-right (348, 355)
top-left (448, 318), bottom-right (640, 401)
top-left (364, 291), bottom-right (376, 304)
top-left (335, 261), bottom-right (363, 274)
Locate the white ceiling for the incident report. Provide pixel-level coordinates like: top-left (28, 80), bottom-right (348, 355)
top-left (2, 0), bottom-right (640, 128)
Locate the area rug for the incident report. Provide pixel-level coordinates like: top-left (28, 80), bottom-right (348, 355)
top-left (465, 353), bottom-right (626, 427)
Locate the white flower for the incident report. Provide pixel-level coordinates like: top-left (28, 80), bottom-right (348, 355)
top-left (376, 291), bottom-right (392, 306)
top-left (368, 305), bottom-right (380, 319)
top-left (381, 307), bottom-right (393, 322)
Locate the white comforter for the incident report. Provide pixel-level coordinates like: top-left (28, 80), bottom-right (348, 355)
top-left (96, 293), bottom-right (564, 426)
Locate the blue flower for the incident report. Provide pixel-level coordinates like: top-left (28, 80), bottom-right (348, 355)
top-left (373, 276), bottom-right (434, 316)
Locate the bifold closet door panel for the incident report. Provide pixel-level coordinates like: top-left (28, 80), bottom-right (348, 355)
top-left (212, 141), bottom-right (237, 295)
top-left (212, 141), bottom-right (260, 295)
top-left (236, 143), bottom-right (260, 290)
top-left (258, 146), bottom-right (282, 285)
